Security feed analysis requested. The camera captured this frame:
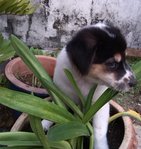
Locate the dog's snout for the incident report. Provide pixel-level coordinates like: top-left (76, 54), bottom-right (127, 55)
top-left (128, 77), bottom-right (136, 87)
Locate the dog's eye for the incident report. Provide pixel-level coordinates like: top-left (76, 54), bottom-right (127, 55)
top-left (106, 62), bottom-right (119, 70)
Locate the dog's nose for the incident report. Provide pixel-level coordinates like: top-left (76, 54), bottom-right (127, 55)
top-left (128, 77), bottom-right (137, 87)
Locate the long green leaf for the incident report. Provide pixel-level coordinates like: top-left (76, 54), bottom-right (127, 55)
top-left (84, 85), bottom-right (97, 113)
top-left (0, 0), bottom-right (13, 12)
top-left (0, 131), bottom-right (72, 149)
top-left (47, 121), bottom-right (90, 141)
top-left (0, 141), bottom-right (41, 146)
top-left (10, 34), bottom-right (65, 108)
top-left (10, 35), bottom-right (52, 83)
top-left (0, 147), bottom-right (43, 149)
top-left (87, 123), bottom-right (94, 149)
top-left (0, 132), bottom-right (41, 146)
top-left (49, 141), bottom-right (72, 149)
top-left (132, 60), bottom-right (141, 81)
top-left (76, 137), bottom-right (83, 149)
top-left (0, 132), bottom-right (37, 141)
top-left (0, 34), bottom-right (15, 63)
top-left (0, 87), bottom-right (76, 123)
top-left (64, 69), bottom-right (85, 106)
top-left (10, 35), bottom-right (83, 118)
top-left (29, 115), bottom-right (50, 149)
top-left (83, 89), bottom-right (117, 123)
top-left (42, 78), bottom-right (83, 119)
top-left (0, 0), bottom-right (37, 15)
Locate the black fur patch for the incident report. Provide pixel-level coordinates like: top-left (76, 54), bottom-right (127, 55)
top-left (66, 25), bottom-right (127, 75)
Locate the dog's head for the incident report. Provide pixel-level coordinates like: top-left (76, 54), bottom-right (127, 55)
top-left (66, 23), bottom-right (136, 92)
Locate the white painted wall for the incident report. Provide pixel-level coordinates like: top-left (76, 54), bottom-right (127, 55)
top-left (0, 0), bottom-right (141, 49)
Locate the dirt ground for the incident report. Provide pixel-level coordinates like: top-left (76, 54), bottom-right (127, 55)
top-left (114, 84), bottom-right (141, 149)
top-left (115, 87), bottom-right (141, 120)
top-left (0, 104), bottom-right (15, 131)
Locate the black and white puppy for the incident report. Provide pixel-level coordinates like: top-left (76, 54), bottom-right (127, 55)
top-left (43, 23), bottom-right (136, 149)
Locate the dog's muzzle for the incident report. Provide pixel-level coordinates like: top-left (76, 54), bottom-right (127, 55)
top-left (128, 75), bottom-right (137, 87)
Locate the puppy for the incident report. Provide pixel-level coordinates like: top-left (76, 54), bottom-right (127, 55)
top-left (43, 23), bottom-right (136, 149)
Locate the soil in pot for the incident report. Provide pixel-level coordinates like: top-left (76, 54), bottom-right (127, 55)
top-left (83, 105), bottom-right (124, 149)
top-left (15, 73), bottom-right (43, 88)
top-left (107, 105), bottom-right (124, 149)
top-left (0, 104), bottom-right (16, 132)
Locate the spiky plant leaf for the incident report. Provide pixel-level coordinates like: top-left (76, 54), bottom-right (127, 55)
top-left (47, 121), bottom-right (90, 141)
top-left (0, 34), bottom-right (15, 63)
top-left (0, 0), bottom-right (38, 15)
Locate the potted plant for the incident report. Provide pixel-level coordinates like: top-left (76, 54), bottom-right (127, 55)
top-left (0, 0), bottom-right (41, 130)
top-left (0, 0), bottom-right (37, 15)
top-left (0, 35), bottom-right (140, 149)
top-left (0, 0), bottom-right (39, 81)
top-left (10, 100), bottom-right (137, 149)
top-left (5, 55), bottom-right (56, 98)
top-left (0, 1), bottom-right (140, 148)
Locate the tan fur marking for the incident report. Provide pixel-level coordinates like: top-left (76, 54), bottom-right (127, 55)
top-left (114, 53), bottom-right (122, 62)
top-left (89, 64), bottom-right (115, 82)
top-left (89, 64), bottom-right (106, 77)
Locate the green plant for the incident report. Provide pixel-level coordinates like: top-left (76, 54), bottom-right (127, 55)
top-left (0, 34), bottom-right (16, 87)
top-left (0, 34), bottom-right (15, 63)
top-left (0, 0), bottom-right (38, 15)
top-left (0, 35), bottom-right (116, 149)
top-left (0, 73), bottom-right (8, 86)
top-left (0, 35), bottom-right (140, 149)
top-left (0, 0), bottom-right (38, 65)
top-left (0, 1), bottom-right (140, 148)
top-left (29, 47), bottom-right (60, 57)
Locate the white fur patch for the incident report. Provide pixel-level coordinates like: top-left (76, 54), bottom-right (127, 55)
top-left (41, 120), bottom-right (53, 131)
top-left (114, 69), bottom-right (134, 92)
top-left (94, 22), bottom-right (115, 38)
top-left (94, 22), bottom-right (107, 29)
top-left (120, 70), bottom-right (132, 82)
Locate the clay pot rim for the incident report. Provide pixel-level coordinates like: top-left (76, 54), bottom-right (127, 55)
top-left (110, 100), bottom-right (137, 149)
top-left (5, 55), bottom-right (56, 94)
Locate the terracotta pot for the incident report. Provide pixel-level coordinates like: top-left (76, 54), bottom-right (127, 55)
top-left (11, 100), bottom-right (137, 149)
top-left (108, 100), bottom-right (137, 149)
top-left (5, 56), bottom-right (56, 98)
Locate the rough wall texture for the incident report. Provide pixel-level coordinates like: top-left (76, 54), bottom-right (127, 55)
top-left (0, 0), bottom-right (141, 49)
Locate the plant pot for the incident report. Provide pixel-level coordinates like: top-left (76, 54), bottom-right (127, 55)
top-left (10, 100), bottom-right (137, 149)
top-left (5, 56), bottom-right (56, 98)
top-left (108, 100), bottom-right (137, 149)
top-left (0, 60), bottom-right (9, 74)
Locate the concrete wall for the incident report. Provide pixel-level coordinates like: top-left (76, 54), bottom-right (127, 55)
top-left (0, 0), bottom-right (141, 49)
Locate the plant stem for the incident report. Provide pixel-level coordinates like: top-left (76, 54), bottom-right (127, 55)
top-left (29, 115), bottom-right (50, 149)
top-left (77, 137), bottom-right (83, 149)
top-left (42, 78), bottom-right (84, 119)
top-left (87, 123), bottom-right (94, 149)
top-left (83, 89), bottom-right (117, 124)
top-left (64, 69), bottom-right (85, 107)
top-left (109, 110), bottom-right (141, 123)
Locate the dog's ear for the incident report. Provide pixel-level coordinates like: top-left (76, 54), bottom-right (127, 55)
top-left (66, 31), bottom-right (97, 75)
